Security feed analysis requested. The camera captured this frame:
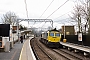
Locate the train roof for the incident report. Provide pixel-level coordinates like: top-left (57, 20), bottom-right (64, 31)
top-left (41, 28), bottom-right (59, 34)
top-left (48, 28), bottom-right (59, 32)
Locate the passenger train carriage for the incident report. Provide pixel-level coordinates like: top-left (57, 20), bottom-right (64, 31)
top-left (40, 28), bottom-right (61, 47)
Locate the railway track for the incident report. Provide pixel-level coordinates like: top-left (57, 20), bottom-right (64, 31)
top-left (60, 49), bottom-right (90, 60)
top-left (52, 48), bottom-right (90, 60)
top-left (30, 37), bottom-right (90, 60)
top-left (30, 38), bottom-right (53, 60)
top-left (52, 49), bottom-right (82, 60)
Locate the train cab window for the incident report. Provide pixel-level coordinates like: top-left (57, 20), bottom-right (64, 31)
top-left (50, 33), bottom-right (54, 36)
top-left (55, 33), bottom-right (60, 36)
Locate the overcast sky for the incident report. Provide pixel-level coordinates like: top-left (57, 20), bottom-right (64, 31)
top-left (0, 0), bottom-right (76, 29)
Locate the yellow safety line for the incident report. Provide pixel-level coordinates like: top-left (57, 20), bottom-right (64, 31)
top-left (19, 42), bottom-right (25, 60)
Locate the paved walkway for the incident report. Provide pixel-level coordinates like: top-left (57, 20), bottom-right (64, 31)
top-left (0, 40), bottom-right (24, 60)
top-left (0, 37), bottom-right (36, 60)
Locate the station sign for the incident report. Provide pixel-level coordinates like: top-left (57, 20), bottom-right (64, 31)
top-left (78, 33), bottom-right (82, 41)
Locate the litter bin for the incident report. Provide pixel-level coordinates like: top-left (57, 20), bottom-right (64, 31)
top-left (4, 41), bottom-right (10, 52)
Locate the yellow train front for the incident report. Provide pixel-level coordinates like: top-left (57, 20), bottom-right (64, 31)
top-left (40, 28), bottom-right (61, 48)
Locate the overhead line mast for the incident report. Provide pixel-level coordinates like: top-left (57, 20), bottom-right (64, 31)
top-left (24, 0), bottom-right (29, 27)
top-left (24, 0), bottom-right (28, 18)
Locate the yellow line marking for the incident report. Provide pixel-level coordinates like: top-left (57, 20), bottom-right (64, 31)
top-left (19, 43), bottom-right (25, 60)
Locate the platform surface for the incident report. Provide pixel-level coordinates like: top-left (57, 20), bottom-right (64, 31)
top-left (60, 41), bottom-right (90, 53)
top-left (19, 37), bottom-right (36, 60)
top-left (0, 37), bottom-right (36, 60)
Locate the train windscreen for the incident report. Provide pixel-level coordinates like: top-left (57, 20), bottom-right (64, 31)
top-left (55, 33), bottom-right (60, 36)
top-left (50, 33), bottom-right (54, 36)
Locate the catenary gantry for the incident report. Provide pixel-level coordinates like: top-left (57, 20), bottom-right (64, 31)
top-left (17, 19), bottom-right (53, 28)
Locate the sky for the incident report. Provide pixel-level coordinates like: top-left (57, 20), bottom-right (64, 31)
top-left (0, 0), bottom-right (76, 29)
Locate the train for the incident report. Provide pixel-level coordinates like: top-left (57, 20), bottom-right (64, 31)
top-left (39, 28), bottom-right (61, 48)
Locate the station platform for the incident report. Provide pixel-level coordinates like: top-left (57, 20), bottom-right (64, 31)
top-left (0, 37), bottom-right (36, 60)
top-left (60, 41), bottom-right (90, 53)
top-left (19, 37), bottom-right (36, 60)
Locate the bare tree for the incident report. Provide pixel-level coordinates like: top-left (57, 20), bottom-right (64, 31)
top-left (70, 0), bottom-right (90, 34)
top-left (70, 4), bottom-right (84, 32)
top-left (79, 0), bottom-right (90, 34)
top-left (1, 11), bottom-right (18, 25)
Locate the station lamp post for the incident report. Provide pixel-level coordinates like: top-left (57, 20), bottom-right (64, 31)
top-left (16, 19), bottom-right (19, 41)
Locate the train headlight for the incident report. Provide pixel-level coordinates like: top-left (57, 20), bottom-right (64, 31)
top-left (48, 40), bottom-right (51, 41)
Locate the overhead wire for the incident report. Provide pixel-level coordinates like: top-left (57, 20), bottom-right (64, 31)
top-left (53, 8), bottom-right (77, 28)
top-left (41, 0), bottom-right (69, 28)
top-left (46, 0), bottom-right (69, 19)
top-left (31, 21), bottom-right (36, 28)
top-left (39, 0), bottom-right (55, 18)
top-left (56, 18), bottom-right (76, 26)
top-left (37, 0), bottom-right (55, 28)
top-left (23, 0), bottom-right (69, 29)
top-left (32, 0), bottom-right (55, 28)
top-left (54, 9), bottom-right (73, 20)
top-left (41, 22), bottom-right (46, 28)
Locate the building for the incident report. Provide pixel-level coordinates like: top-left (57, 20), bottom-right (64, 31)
top-left (62, 26), bottom-right (75, 35)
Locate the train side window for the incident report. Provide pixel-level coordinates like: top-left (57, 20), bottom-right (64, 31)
top-left (50, 33), bottom-right (54, 36)
top-left (55, 33), bottom-right (60, 36)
